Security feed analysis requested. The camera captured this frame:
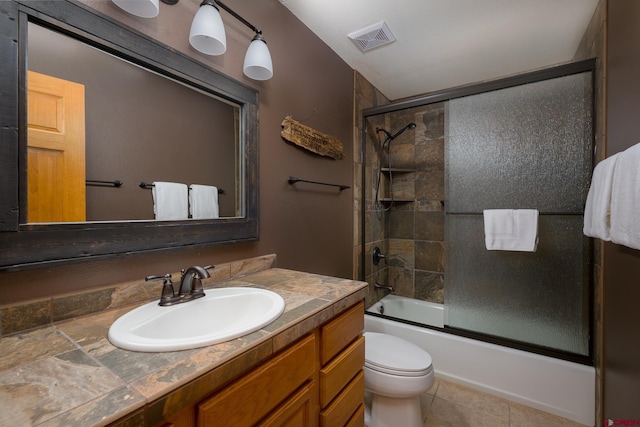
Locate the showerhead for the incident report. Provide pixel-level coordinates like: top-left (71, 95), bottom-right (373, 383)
top-left (394, 122), bottom-right (416, 138)
top-left (376, 122), bottom-right (416, 142)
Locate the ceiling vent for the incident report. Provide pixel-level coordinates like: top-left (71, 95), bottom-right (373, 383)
top-left (348, 21), bottom-right (396, 52)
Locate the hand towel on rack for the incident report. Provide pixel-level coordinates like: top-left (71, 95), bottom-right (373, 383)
top-left (483, 209), bottom-right (539, 252)
top-left (583, 153), bottom-right (619, 241)
top-left (189, 184), bottom-right (219, 219)
top-left (610, 143), bottom-right (640, 250)
top-left (152, 182), bottom-right (189, 220)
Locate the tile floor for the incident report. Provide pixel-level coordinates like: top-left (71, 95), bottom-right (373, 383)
top-left (420, 377), bottom-right (590, 427)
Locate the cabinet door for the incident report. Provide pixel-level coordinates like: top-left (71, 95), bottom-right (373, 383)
top-left (259, 381), bottom-right (317, 427)
top-left (198, 334), bottom-right (316, 426)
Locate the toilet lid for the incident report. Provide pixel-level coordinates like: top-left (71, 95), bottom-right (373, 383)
top-left (364, 332), bottom-right (433, 377)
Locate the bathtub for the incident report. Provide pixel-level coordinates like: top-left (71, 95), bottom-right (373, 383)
top-left (368, 294), bottom-right (445, 328)
top-left (365, 296), bottom-right (595, 426)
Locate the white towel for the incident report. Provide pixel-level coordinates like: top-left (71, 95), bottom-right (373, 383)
top-left (583, 153), bottom-right (619, 240)
top-left (189, 184), bottom-right (219, 219)
top-left (483, 209), bottom-right (539, 252)
top-left (152, 181), bottom-right (189, 220)
top-left (610, 143), bottom-right (640, 250)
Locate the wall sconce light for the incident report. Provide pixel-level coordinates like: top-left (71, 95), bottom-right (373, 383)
top-left (112, 0), bottom-right (161, 18)
top-left (111, 0), bottom-right (273, 81)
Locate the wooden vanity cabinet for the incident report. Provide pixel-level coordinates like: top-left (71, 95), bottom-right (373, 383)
top-left (318, 302), bottom-right (365, 427)
top-left (197, 333), bottom-right (317, 426)
top-left (160, 301), bottom-right (365, 427)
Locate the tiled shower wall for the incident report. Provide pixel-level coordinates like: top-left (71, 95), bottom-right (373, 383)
top-left (357, 87), bottom-right (446, 307)
top-left (353, 72), bottom-right (388, 309)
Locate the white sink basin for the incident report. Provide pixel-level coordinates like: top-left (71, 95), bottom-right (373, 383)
top-left (108, 287), bottom-right (285, 352)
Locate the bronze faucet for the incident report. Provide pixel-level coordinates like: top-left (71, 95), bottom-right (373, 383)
top-left (146, 264), bottom-right (214, 306)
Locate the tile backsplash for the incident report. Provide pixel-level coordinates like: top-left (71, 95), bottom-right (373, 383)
top-left (0, 254), bottom-right (277, 337)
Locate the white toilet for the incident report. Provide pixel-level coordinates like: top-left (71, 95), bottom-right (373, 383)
top-left (363, 332), bottom-right (434, 427)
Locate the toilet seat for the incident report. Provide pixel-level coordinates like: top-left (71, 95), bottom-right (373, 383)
top-left (364, 332), bottom-right (433, 377)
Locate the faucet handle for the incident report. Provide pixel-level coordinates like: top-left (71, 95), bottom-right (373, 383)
top-left (145, 273), bottom-right (172, 282)
top-left (372, 247), bottom-right (387, 265)
top-left (191, 265), bottom-right (215, 299)
top-left (145, 273), bottom-right (177, 306)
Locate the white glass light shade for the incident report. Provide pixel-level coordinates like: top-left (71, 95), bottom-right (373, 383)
top-left (189, 4), bottom-right (227, 56)
top-left (243, 38), bottom-right (273, 81)
top-left (112, 0), bottom-right (159, 18)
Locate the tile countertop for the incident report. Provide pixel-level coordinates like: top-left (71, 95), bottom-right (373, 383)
top-left (0, 268), bottom-right (368, 427)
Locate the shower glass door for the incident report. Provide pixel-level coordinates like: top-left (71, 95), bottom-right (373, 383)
top-left (444, 71), bottom-right (593, 356)
top-left (361, 61), bottom-right (594, 361)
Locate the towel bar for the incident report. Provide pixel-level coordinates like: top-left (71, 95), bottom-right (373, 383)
top-left (446, 211), bottom-right (582, 215)
top-left (287, 176), bottom-right (350, 191)
top-left (139, 182), bottom-right (225, 194)
top-left (86, 179), bottom-right (122, 187)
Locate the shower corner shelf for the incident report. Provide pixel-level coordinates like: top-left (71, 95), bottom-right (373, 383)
top-left (379, 168), bottom-right (415, 204)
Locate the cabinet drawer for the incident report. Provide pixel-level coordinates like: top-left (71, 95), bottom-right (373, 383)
top-left (320, 335), bottom-right (365, 407)
top-left (321, 302), bottom-right (364, 365)
top-left (345, 403), bottom-right (365, 427)
top-left (320, 371), bottom-right (364, 427)
top-left (197, 334), bottom-right (316, 427)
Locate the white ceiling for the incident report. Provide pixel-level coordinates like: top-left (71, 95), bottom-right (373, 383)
top-left (278, 0), bottom-right (600, 100)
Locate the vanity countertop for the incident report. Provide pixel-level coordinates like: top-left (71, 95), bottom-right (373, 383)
top-left (0, 268), bottom-right (368, 426)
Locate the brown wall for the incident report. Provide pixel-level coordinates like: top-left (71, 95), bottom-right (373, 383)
top-left (0, 0), bottom-right (354, 304)
top-left (603, 0), bottom-right (640, 419)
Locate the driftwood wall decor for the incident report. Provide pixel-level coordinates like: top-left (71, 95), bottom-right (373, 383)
top-left (280, 116), bottom-right (345, 160)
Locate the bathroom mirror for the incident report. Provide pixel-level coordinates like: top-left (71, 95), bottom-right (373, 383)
top-left (0, 0), bottom-right (259, 270)
top-left (27, 22), bottom-right (241, 222)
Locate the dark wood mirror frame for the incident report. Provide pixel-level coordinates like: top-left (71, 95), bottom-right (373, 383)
top-left (0, 0), bottom-right (259, 271)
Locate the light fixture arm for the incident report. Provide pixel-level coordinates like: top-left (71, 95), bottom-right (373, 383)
top-left (118, 0), bottom-right (272, 79)
top-left (188, 0), bottom-right (273, 79)
top-left (201, 0), bottom-right (263, 37)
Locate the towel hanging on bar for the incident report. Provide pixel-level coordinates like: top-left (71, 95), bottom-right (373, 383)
top-left (189, 184), bottom-right (219, 219)
top-left (483, 209), bottom-right (539, 252)
top-left (151, 181), bottom-right (189, 220)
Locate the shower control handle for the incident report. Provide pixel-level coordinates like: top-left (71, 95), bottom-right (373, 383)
top-left (372, 247), bottom-right (387, 265)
